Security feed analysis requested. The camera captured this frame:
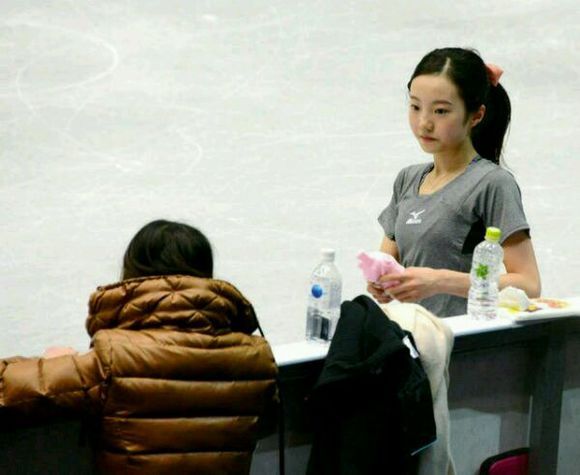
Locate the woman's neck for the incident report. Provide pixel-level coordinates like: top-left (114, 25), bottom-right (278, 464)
top-left (432, 142), bottom-right (478, 175)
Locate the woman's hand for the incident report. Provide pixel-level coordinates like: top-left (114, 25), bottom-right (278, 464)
top-left (365, 236), bottom-right (401, 304)
top-left (43, 346), bottom-right (78, 359)
top-left (378, 267), bottom-right (441, 302)
top-left (366, 281), bottom-right (394, 304)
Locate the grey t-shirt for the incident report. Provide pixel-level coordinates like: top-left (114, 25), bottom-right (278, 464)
top-left (378, 157), bottom-right (530, 318)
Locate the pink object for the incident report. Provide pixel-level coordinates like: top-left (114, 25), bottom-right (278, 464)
top-left (357, 251), bottom-right (405, 289)
top-left (485, 63), bottom-right (503, 87)
top-left (479, 448), bottom-right (529, 475)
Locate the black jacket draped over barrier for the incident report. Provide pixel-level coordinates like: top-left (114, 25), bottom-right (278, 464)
top-left (307, 295), bottom-right (436, 475)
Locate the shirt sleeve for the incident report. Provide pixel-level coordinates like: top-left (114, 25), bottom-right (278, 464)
top-left (378, 169), bottom-right (406, 240)
top-left (477, 169), bottom-right (530, 243)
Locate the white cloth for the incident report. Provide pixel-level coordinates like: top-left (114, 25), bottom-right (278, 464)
top-left (382, 301), bottom-right (456, 475)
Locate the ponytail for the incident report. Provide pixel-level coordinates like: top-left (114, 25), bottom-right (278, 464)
top-left (471, 83), bottom-right (511, 165)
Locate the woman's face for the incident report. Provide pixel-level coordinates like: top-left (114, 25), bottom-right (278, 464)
top-left (408, 74), bottom-right (482, 156)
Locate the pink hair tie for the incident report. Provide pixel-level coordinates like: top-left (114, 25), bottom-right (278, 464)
top-left (485, 63), bottom-right (503, 87)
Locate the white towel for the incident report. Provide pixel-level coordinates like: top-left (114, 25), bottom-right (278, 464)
top-left (382, 302), bottom-right (456, 475)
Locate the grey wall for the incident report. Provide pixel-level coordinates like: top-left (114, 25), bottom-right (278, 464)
top-left (1, 1), bottom-right (579, 355)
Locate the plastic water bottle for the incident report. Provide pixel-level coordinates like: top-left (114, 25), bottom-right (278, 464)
top-left (305, 249), bottom-right (342, 342)
top-left (467, 227), bottom-right (504, 320)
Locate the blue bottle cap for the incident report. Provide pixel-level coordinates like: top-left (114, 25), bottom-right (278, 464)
top-left (311, 284), bottom-right (323, 298)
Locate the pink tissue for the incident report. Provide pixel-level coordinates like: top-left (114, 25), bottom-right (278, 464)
top-left (357, 251), bottom-right (405, 289)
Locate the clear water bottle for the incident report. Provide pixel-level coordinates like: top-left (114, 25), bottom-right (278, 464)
top-left (305, 249), bottom-right (342, 342)
top-left (467, 227), bottom-right (504, 320)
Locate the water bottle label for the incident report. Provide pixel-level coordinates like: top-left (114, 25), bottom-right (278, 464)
top-left (311, 284), bottom-right (323, 298)
top-left (474, 263), bottom-right (489, 279)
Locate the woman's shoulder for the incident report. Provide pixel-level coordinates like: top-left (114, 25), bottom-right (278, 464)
top-left (471, 157), bottom-right (514, 175)
top-left (470, 159), bottom-right (519, 187)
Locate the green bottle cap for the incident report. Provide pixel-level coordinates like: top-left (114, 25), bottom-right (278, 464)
top-left (485, 227), bottom-right (501, 243)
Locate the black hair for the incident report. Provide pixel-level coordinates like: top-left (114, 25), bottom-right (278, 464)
top-left (122, 219), bottom-right (213, 280)
top-left (408, 47), bottom-right (511, 165)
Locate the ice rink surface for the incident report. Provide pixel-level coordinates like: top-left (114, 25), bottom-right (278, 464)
top-left (1, 1), bottom-right (579, 355)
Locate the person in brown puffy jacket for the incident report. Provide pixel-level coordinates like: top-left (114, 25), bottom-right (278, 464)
top-left (0, 219), bottom-right (279, 474)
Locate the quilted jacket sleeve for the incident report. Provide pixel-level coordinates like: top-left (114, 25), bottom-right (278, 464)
top-left (0, 351), bottom-right (105, 426)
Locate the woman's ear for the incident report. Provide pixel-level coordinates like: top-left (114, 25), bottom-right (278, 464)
top-left (471, 104), bottom-right (486, 128)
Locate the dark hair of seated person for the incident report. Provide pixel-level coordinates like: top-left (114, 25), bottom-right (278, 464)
top-left (122, 219), bottom-right (214, 280)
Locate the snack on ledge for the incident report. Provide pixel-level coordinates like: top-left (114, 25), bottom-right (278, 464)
top-left (498, 286), bottom-right (531, 312)
top-left (533, 298), bottom-right (570, 309)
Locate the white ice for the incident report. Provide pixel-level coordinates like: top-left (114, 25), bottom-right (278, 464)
top-left (1, 0), bottom-right (579, 356)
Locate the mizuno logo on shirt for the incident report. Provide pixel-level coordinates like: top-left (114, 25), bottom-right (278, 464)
top-left (406, 209), bottom-right (425, 224)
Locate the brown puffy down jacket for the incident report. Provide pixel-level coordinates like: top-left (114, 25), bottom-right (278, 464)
top-left (0, 275), bottom-right (279, 474)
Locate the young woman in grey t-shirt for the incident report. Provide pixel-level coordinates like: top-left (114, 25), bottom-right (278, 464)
top-left (368, 48), bottom-right (541, 318)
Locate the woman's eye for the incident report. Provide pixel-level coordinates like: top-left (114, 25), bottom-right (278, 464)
top-left (409, 104), bottom-right (420, 111)
top-left (435, 108), bottom-right (449, 115)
